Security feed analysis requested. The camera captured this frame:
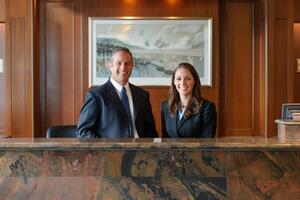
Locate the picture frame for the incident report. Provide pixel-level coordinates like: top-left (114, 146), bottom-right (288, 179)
top-left (89, 17), bottom-right (213, 86)
top-left (282, 103), bottom-right (300, 119)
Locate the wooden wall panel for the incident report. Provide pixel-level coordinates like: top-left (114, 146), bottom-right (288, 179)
top-left (11, 18), bottom-right (26, 136)
top-left (0, 0), bottom-right (5, 22)
top-left (45, 2), bottom-right (75, 127)
top-left (295, 0), bottom-right (300, 21)
top-left (73, 0), bottom-right (83, 126)
top-left (8, 0), bottom-right (26, 17)
top-left (37, 0), bottom-right (83, 137)
top-left (267, 0), bottom-right (294, 137)
top-left (220, 0), bottom-right (258, 136)
top-left (5, 0), bottom-right (33, 138)
top-left (254, 0), bottom-right (266, 136)
top-left (294, 23), bottom-right (300, 102)
top-left (274, 19), bottom-right (288, 119)
top-left (294, 1), bottom-right (300, 103)
top-left (0, 23), bottom-right (5, 134)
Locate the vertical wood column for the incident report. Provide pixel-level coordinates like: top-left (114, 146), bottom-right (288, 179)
top-left (266, 0), bottom-right (294, 137)
top-left (0, 0), bottom-right (6, 135)
top-left (0, 0), bottom-right (5, 21)
top-left (220, 0), bottom-right (265, 136)
top-left (37, 0), bottom-right (83, 136)
top-left (6, 0), bottom-right (33, 137)
top-left (294, 23), bottom-right (300, 102)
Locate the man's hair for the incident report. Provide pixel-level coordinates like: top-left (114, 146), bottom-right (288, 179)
top-left (110, 47), bottom-right (133, 61)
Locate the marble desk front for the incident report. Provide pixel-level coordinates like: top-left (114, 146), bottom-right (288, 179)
top-left (0, 137), bottom-right (300, 199)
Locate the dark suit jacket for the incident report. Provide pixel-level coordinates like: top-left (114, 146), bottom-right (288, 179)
top-left (76, 80), bottom-right (158, 138)
top-left (161, 99), bottom-right (217, 138)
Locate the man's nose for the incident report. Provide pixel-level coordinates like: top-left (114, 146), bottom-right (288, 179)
top-left (120, 63), bottom-right (127, 70)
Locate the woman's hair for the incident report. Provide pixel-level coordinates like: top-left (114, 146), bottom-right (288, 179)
top-left (168, 63), bottom-right (203, 117)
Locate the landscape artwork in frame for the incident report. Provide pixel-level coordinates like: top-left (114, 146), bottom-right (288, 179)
top-left (89, 18), bottom-right (212, 86)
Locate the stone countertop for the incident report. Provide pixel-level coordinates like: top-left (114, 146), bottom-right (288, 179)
top-left (1, 137), bottom-right (300, 150)
top-left (275, 119), bottom-right (300, 124)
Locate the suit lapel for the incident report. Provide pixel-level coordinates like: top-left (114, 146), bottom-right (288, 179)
top-left (177, 115), bottom-right (191, 133)
top-left (169, 115), bottom-right (179, 137)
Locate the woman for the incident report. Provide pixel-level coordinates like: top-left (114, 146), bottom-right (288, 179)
top-left (161, 63), bottom-right (217, 138)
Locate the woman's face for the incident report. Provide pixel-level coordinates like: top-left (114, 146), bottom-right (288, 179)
top-left (173, 68), bottom-right (195, 97)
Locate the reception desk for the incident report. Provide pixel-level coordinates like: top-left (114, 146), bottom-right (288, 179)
top-left (275, 119), bottom-right (300, 140)
top-left (1, 137), bottom-right (300, 199)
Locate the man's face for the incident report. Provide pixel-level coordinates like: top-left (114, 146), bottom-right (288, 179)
top-left (109, 51), bottom-right (133, 86)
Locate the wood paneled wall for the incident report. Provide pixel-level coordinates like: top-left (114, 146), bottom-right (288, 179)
top-left (37, 0), bottom-right (219, 137)
top-left (267, 0), bottom-right (294, 137)
top-left (219, 0), bottom-right (266, 136)
top-left (1, 0), bottom-right (297, 137)
top-left (294, 0), bottom-right (300, 102)
top-left (0, 0), bottom-right (6, 135)
top-left (295, 0), bottom-right (300, 21)
top-left (35, 0), bottom-right (296, 137)
top-left (294, 23), bottom-right (300, 102)
top-left (0, 24), bottom-right (5, 134)
top-left (5, 0), bottom-right (33, 137)
top-left (37, 0), bottom-right (83, 136)
top-left (0, 0), bottom-right (5, 22)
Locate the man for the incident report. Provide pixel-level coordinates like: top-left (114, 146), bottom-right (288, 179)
top-left (76, 47), bottom-right (158, 138)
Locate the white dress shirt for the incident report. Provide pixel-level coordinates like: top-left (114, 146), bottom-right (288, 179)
top-left (110, 78), bottom-right (139, 138)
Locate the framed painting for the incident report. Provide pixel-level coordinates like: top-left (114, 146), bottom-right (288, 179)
top-left (89, 17), bottom-right (213, 86)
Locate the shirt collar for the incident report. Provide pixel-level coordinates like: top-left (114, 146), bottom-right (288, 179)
top-left (110, 78), bottom-right (130, 93)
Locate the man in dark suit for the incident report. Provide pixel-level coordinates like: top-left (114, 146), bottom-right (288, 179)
top-left (76, 47), bottom-right (158, 138)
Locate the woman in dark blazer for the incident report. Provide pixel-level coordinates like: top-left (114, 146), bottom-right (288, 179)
top-left (161, 63), bottom-right (217, 138)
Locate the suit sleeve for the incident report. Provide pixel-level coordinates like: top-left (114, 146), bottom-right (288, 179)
top-left (201, 102), bottom-right (217, 138)
top-left (143, 92), bottom-right (158, 138)
top-left (161, 102), bottom-right (170, 138)
top-left (76, 91), bottom-right (100, 138)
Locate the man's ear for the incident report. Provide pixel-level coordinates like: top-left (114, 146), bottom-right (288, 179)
top-left (108, 60), bottom-right (112, 69)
